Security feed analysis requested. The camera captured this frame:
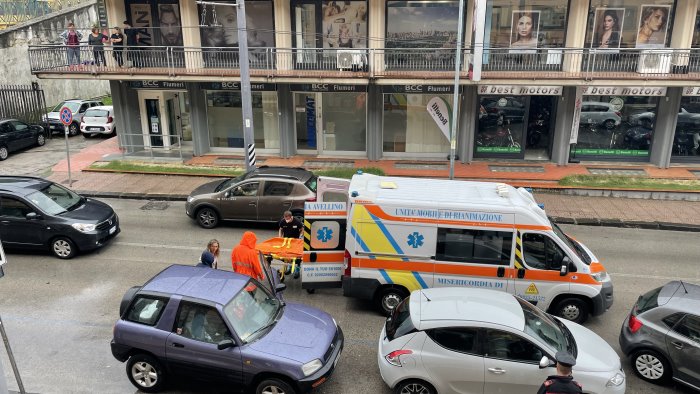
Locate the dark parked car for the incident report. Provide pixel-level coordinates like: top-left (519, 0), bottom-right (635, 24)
top-left (111, 264), bottom-right (343, 393)
top-left (186, 166), bottom-right (318, 229)
top-left (0, 119), bottom-right (46, 160)
top-left (0, 176), bottom-right (119, 259)
top-left (619, 281), bottom-right (700, 390)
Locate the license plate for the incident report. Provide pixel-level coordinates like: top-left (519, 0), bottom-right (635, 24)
top-left (50, 125), bottom-right (57, 129)
top-left (109, 226), bottom-right (116, 234)
top-left (89, 127), bottom-right (101, 131)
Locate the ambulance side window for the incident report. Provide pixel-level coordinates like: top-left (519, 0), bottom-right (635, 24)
top-left (436, 228), bottom-right (512, 265)
top-left (522, 233), bottom-right (566, 270)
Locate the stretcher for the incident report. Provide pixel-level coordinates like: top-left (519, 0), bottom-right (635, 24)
top-left (256, 237), bottom-right (303, 284)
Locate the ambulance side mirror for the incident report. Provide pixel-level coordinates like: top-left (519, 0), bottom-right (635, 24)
top-left (560, 256), bottom-right (571, 276)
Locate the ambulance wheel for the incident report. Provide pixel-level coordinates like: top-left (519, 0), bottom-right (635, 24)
top-left (306, 288), bottom-right (315, 294)
top-left (553, 298), bottom-right (589, 324)
top-left (376, 287), bottom-right (408, 316)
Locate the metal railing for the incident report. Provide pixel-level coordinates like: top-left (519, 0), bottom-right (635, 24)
top-left (27, 45), bottom-right (700, 80)
top-left (118, 132), bottom-right (183, 161)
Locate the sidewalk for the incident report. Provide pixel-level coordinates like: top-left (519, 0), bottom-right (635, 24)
top-left (46, 137), bottom-right (700, 231)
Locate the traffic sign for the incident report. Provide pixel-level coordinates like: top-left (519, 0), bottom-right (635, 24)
top-left (59, 107), bottom-right (73, 126)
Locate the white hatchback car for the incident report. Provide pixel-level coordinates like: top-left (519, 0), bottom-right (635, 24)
top-left (80, 105), bottom-right (115, 137)
top-left (378, 288), bottom-right (625, 394)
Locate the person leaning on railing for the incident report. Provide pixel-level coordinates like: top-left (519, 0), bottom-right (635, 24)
top-left (59, 22), bottom-right (83, 68)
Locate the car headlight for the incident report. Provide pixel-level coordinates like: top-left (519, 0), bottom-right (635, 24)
top-left (606, 372), bottom-right (625, 387)
top-left (301, 359), bottom-right (323, 377)
top-left (591, 271), bottom-right (609, 282)
top-left (187, 196), bottom-right (194, 203)
top-left (71, 223), bottom-right (96, 233)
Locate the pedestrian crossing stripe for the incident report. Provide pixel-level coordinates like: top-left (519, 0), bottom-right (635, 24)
top-left (526, 283), bottom-right (539, 295)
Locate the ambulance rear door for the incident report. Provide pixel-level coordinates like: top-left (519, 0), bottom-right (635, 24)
top-left (302, 201), bottom-right (347, 290)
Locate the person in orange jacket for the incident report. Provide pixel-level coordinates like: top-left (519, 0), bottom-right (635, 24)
top-left (231, 231), bottom-right (264, 281)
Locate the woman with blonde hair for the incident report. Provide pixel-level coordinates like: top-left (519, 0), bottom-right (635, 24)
top-left (202, 239), bottom-right (220, 269)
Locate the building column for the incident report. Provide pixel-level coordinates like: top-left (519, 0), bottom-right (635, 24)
top-left (187, 83), bottom-right (209, 156)
top-left (110, 81), bottom-right (143, 153)
top-left (181, 0), bottom-right (204, 69)
top-left (274, 0), bottom-right (292, 71)
top-left (562, 1), bottom-right (587, 74)
top-left (459, 86), bottom-right (477, 163)
top-left (650, 88), bottom-right (682, 168)
top-left (551, 87), bottom-right (576, 165)
top-left (367, 84), bottom-right (383, 161)
top-left (670, 0), bottom-right (699, 72)
top-left (103, 0), bottom-right (126, 28)
top-left (277, 85), bottom-right (295, 158)
top-left (368, 0), bottom-right (385, 75)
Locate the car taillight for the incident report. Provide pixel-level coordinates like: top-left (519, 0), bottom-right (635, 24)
top-left (305, 196), bottom-right (316, 202)
top-left (107, 116), bottom-right (113, 123)
top-left (385, 349), bottom-right (412, 367)
top-left (344, 250), bottom-right (351, 276)
top-left (628, 314), bottom-right (643, 333)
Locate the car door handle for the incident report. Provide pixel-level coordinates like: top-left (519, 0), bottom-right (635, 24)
top-left (488, 368), bottom-right (506, 374)
top-left (671, 341), bottom-right (684, 350)
top-left (249, 202), bottom-right (256, 206)
top-left (170, 342), bottom-right (185, 348)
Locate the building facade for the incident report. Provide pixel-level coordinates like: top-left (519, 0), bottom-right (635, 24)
top-left (27, 0), bottom-right (700, 166)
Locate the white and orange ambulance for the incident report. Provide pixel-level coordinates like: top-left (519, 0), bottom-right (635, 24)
top-left (302, 173), bottom-right (613, 323)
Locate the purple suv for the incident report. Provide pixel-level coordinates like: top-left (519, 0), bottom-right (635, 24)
top-left (110, 264), bottom-right (343, 393)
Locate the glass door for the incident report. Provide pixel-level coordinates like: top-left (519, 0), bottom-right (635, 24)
top-left (524, 96), bottom-right (554, 160)
top-left (145, 98), bottom-right (163, 147)
top-left (294, 92), bottom-right (321, 153)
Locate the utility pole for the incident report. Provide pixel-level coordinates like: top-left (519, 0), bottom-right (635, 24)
top-left (449, 0), bottom-right (466, 180)
top-left (197, 0), bottom-right (256, 170)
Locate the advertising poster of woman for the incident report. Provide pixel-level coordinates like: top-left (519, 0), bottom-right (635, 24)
top-left (636, 5), bottom-right (670, 48)
top-left (510, 10), bottom-right (539, 54)
top-left (592, 8), bottom-right (624, 51)
top-left (322, 1), bottom-right (367, 48)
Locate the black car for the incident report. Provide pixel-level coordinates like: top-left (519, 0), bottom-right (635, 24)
top-left (0, 176), bottom-right (120, 259)
top-left (0, 119), bottom-right (46, 160)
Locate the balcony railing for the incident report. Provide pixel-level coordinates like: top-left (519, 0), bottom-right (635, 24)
top-left (28, 45), bottom-right (700, 81)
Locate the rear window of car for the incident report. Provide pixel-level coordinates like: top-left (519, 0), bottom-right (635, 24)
top-left (84, 109), bottom-right (109, 117)
top-left (386, 297), bottom-right (416, 341)
top-left (635, 286), bottom-right (663, 315)
top-left (125, 296), bottom-right (168, 326)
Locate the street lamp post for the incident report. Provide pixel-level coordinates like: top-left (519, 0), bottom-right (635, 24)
top-left (449, 0), bottom-right (466, 180)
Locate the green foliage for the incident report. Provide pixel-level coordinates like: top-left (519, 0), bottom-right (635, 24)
top-left (314, 167), bottom-right (384, 179)
top-left (559, 175), bottom-right (700, 191)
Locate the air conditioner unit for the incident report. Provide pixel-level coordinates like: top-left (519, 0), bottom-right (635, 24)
top-left (337, 50), bottom-right (365, 71)
top-left (637, 50), bottom-right (672, 74)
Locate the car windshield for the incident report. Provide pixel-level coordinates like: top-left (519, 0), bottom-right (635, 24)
top-left (223, 281), bottom-right (281, 344)
top-left (52, 102), bottom-right (80, 112)
top-left (305, 175), bottom-right (318, 193)
top-left (215, 174), bottom-right (246, 192)
top-left (518, 298), bottom-right (576, 356)
top-left (26, 183), bottom-right (83, 215)
top-left (550, 221), bottom-right (589, 264)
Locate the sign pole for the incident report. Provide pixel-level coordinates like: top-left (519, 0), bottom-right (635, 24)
top-left (64, 125), bottom-right (72, 186)
top-left (59, 106), bottom-right (74, 186)
top-left (449, 0), bottom-right (466, 180)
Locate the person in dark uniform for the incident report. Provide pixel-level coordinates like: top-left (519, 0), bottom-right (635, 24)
top-left (537, 351), bottom-right (583, 394)
top-left (278, 210), bottom-right (303, 239)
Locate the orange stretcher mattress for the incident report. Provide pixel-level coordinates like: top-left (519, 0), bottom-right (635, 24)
top-left (256, 237), bottom-right (304, 259)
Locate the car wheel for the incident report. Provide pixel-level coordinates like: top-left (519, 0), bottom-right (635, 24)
top-left (126, 353), bottom-right (166, 393)
top-left (553, 298), bottom-right (589, 324)
top-left (255, 378), bottom-right (297, 394)
top-left (376, 287), bottom-right (408, 316)
top-left (37, 134), bottom-right (46, 146)
top-left (603, 119), bottom-right (616, 129)
top-left (68, 122), bottom-right (79, 136)
top-left (632, 349), bottom-right (671, 384)
top-left (0, 145), bottom-right (8, 161)
top-left (196, 207), bottom-right (219, 229)
top-left (51, 237), bottom-right (76, 259)
top-left (394, 379), bottom-right (436, 394)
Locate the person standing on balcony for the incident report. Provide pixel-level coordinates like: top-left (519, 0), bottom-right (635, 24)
top-left (88, 27), bottom-right (107, 66)
top-left (124, 20), bottom-right (142, 68)
top-left (60, 22), bottom-right (83, 68)
top-left (110, 27), bottom-right (124, 67)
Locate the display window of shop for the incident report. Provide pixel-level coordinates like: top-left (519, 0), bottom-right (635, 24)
top-left (573, 91), bottom-right (662, 159)
top-left (671, 95), bottom-right (700, 161)
top-left (382, 87), bottom-right (454, 155)
top-left (125, 0), bottom-right (183, 47)
top-left (585, 1), bottom-right (676, 50)
top-left (294, 87), bottom-right (367, 153)
top-left (206, 90), bottom-right (280, 150)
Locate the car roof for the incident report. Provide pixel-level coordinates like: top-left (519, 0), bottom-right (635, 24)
top-left (413, 287), bottom-right (525, 331)
top-left (86, 106), bottom-right (113, 111)
top-left (141, 264), bottom-right (251, 306)
top-left (659, 281), bottom-right (700, 308)
top-left (0, 176), bottom-right (52, 196)
top-left (245, 166), bottom-right (314, 182)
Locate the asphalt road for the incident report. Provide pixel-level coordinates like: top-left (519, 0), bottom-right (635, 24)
top-left (0, 199), bottom-right (697, 394)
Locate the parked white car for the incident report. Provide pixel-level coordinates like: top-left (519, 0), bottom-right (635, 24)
top-left (378, 288), bottom-right (625, 394)
top-left (80, 105), bottom-right (115, 137)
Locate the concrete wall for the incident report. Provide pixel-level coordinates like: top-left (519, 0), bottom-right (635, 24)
top-left (0, 1), bottom-right (110, 107)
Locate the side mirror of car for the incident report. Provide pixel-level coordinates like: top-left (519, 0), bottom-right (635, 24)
top-left (275, 283), bottom-right (287, 293)
top-left (217, 338), bottom-right (236, 350)
top-left (25, 212), bottom-right (41, 220)
top-left (539, 356), bottom-right (554, 369)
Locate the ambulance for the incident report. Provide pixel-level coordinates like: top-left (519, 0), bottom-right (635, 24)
top-left (302, 173), bottom-right (613, 324)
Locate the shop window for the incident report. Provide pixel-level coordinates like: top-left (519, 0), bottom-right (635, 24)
top-left (574, 95), bottom-right (658, 158)
top-left (383, 93), bottom-right (452, 154)
top-left (671, 97), bottom-right (700, 160)
top-left (436, 228), bottom-right (513, 265)
top-left (321, 92), bottom-right (367, 152)
top-left (206, 91), bottom-right (280, 150)
top-left (586, 1), bottom-right (675, 50)
top-left (475, 96), bottom-right (525, 155)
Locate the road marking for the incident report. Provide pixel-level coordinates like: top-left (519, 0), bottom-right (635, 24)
top-left (114, 241), bottom-right (206, 251)
top-left (610, 272), bottom-right (699, 281)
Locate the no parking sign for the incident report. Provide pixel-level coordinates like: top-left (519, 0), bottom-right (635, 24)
top-left (59, 106), bottom-right (72, 127)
